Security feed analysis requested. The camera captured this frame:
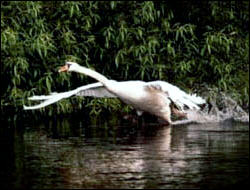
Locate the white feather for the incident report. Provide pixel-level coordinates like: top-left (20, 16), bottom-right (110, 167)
top-left (23, 82), bottom-right (116, 110)
top-left (147, 81), bottom-right (205, 110)
top-left (24, 62), bottom-right (206, 124)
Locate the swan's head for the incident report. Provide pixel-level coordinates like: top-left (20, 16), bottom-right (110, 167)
top-left (58, 62), bottom-right (80, 73)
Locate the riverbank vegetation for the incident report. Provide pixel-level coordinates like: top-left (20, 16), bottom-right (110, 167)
top-left (1, 1), bottom-right (249, 118)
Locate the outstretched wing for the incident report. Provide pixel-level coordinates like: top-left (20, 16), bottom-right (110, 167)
top-left (23, 82), bottom-right (117, 110)
top-left (24, 94), bottom-right (67, 110)
top-left (146, 80), bottom-right (206, 110)
top-left (76, 83), bottom-right (116, 98)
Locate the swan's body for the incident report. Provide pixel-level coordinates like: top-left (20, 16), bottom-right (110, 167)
top-left (24, 62), bottom-right (206, 124)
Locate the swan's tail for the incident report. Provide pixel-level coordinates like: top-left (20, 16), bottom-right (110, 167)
top-left (175, 93), bottom-right (206, 110)
top-left (180, 93), bottom-right (206, 110)
top-left (185, 93), bottom-right (206, 106)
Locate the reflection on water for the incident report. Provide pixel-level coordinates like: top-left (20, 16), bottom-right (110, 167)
top-left (1, 116), bottom-right (249, 189)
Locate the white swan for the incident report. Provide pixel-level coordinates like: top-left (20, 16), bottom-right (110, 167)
top-left (24, 62), bottom-right (206, 124)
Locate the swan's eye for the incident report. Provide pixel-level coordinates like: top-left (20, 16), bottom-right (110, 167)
top-left (67, 63), bottom-right (72, 68)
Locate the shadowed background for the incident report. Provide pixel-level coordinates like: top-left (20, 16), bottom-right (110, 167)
top-left (1, 1), bottom-right (249, 118)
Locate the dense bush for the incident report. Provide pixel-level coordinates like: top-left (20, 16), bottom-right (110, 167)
top-left (1, 1), bottom-right (249, 116)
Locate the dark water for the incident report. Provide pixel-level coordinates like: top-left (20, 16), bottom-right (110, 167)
top-left (1, 116), bottom-right (249, 189)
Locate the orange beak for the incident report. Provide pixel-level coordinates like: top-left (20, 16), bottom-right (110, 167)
top-left (58, 64), bottom-right (69, 73)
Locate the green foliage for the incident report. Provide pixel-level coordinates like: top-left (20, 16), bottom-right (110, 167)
top-left (1, 1), bottom-right (249, 116)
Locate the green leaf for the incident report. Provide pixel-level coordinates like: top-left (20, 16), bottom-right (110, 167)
top-left (207, 44), bottom-right (211, 54)
top-left (46, 77), bottom-right (51, 92)
top-left (110, 1), bottom-right (115, 9)
top-left (201, 46), bottom-right (206, 56)
top-left (70, 6), bottom-right (74, 17)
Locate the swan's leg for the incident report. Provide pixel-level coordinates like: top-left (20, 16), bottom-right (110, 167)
top-left (136, 110), bottom-right (143, 116)
top-left (171, 106), bottom-right (187, 119)
top-left (161, 106), bottom-right (172, 125)
top-left (122, 109), bottom-right (141, 123)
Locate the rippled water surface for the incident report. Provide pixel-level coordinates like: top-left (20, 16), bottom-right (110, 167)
top-left (1, 117), bottom-right (249, 189)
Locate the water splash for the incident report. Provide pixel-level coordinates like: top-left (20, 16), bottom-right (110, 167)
top-left (174, 93), bottom-right (249, 125)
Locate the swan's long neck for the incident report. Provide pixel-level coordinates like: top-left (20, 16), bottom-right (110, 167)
top-left (74, 65), bottom-right (109, 85)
